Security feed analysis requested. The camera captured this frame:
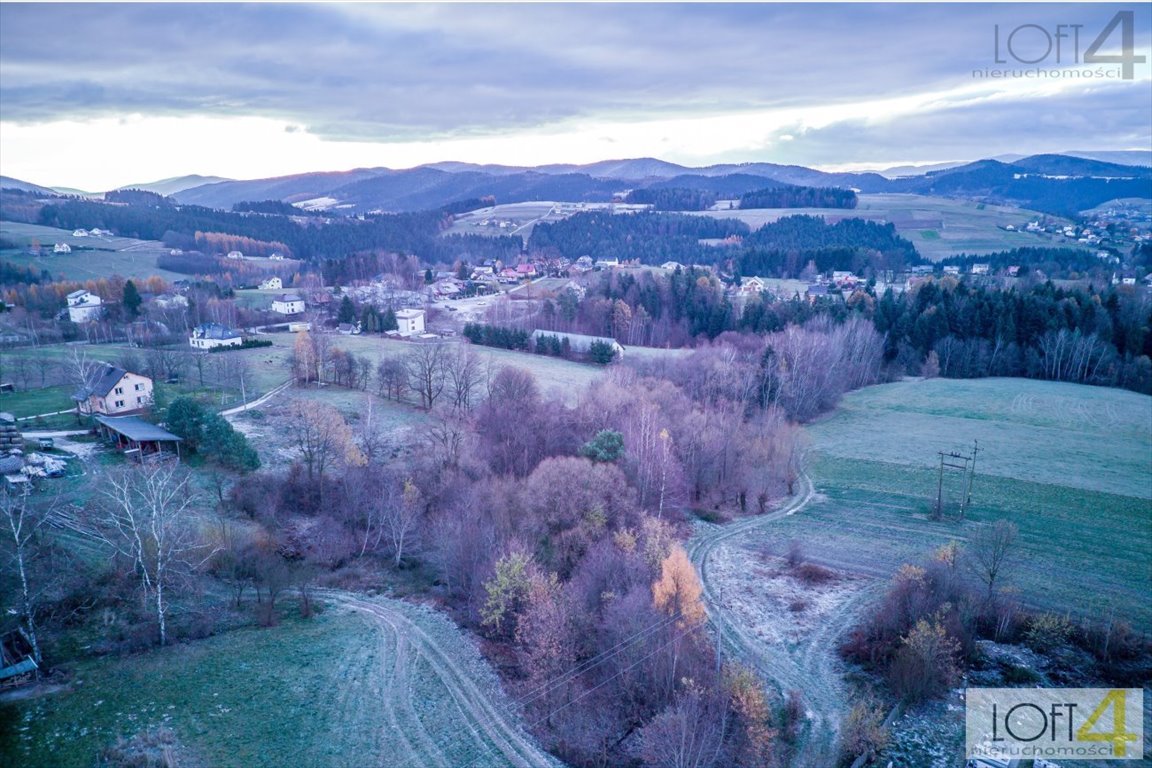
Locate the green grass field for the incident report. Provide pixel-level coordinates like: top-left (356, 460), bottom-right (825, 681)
top-left (777, 378), bottom-right (1152, 628)
top-left (232, 288), bottom-right (288, 311)
top-left (1, 610), bottom-right (390, 768)
top-left (0, 341), bottom-right (270, 414)
top-left (691, 193), bottom-right (1079, 261)
top-left (0, 385), bottom-right (74, 419)
top-left (0, 221), bottom-right (187, 282)
top-left (244, 333), bottom-right (611, 404)
top-left (0, 597), bottom-right (545, 768)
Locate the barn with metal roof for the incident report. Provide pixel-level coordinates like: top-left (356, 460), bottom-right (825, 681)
top-left (93, 415), bottom-right (182, 460)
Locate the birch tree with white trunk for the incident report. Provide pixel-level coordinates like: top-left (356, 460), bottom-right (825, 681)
top-left (96, 465), bottom-right (208, 646)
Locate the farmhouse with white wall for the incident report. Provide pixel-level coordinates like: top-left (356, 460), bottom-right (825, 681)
top-left (66, 290), bottom-right (103, 323)
top-left (271, 294), bottom-right (305, 315)
top-left (72, 365), bottom-right (153, 416)
top-left (395, 309), bottom-right (426, 336)
top-left (190, 323), bottom-right (242, 349)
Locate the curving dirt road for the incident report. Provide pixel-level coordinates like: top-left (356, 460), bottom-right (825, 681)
top-left (687, 474), bottom-right (882, 767)
top-left (320, 591), bottom-right (560, 768)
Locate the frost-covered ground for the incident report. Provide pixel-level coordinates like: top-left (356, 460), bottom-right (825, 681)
top-left (709, 542), bottom-right (867, 649)
top-left (880, 690), bottom-right (966, 768)
top-left (2, 594), bottom-right (563, 768)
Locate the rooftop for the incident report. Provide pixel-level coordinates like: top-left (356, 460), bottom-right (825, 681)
top-left (94, 415), bottom-right (182, 443)
top-left (192, 323), bottom-right (241, 340)
top-left (72, 365), bottom-right (138, 402)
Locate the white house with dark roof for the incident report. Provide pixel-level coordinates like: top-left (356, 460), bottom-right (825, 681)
top-left (190, 323), bottom-right (242, 349)
top-left (66, 290), bottom-right (103, 323)
top-left (259, 276), bottom-right (283, 291)
top-left (271, 294), bottom-right (305, 315)
top-left (72, 365), bottom-right (153, 416)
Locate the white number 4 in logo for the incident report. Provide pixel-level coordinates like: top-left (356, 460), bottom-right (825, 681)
top-left (1084, 11), bottom-right (1147, 80)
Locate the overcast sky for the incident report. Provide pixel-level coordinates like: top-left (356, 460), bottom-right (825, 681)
top-left (1, 2), bottom-right (1149, 190)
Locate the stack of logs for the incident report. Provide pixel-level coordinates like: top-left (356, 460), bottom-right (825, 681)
top-left (0, 413), bottom-right (22, 453)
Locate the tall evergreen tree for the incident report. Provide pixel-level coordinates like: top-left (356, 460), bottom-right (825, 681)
top-left (122, 280), bottom-right (142, 318)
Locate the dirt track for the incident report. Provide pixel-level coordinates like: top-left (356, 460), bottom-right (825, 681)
top-left (321, 592), bottom-right (560, 768)
top-left (688, 474), bottom-right (883, 767)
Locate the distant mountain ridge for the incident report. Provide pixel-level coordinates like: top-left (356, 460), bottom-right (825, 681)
top-left (167, 157), bottom-right (897, 212)
top-left (0, 175), bottom-right (58, 195)
top-left (6, 152), bottom-right (1150, 218)
top-left (117, 174), bottom-right (233, 196)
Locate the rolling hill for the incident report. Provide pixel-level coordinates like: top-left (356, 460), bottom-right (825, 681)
top-left (10, 154), bottom-right (1147, 218)
top-left (0, 175), bottom-right (60, 196)
top-left (117, 174), bottom-right (233, 196)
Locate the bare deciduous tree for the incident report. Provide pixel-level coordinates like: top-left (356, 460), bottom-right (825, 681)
top-left (376, 356), bottom-right (408, 401)
top-left (66, 346), bottom-right (103, 397)
top-left (444, 347), bottom-right (483, 413)
top-left (424, 405), bottom-right (472, 468)
top-left (383, 479), bottom-right (423, 568)
top-left (967, 519), bottom-right (1019, 603)
top-left (143, 346), bottom-right (189, 384)
top-left (355, 398), bottom-right (388, 464)
top-left (1, 492), bottom-right (56, 665)
top-left (282, 399), bottom-right (365, 482)
top-left (95, 466), bottom-right (209, 645)
top-left (405, 343), bottom-right (448, 410)
top-left (637, 687), bottom-right (727, 768)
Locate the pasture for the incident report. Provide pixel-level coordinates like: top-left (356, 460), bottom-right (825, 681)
top-left (243, 332), bottom-right (611, 405)
top-left (0, 602), bottom-right (530, 768)
top-left (443, 201), bottom-right (650, 241)
top-left (0, 385), bottom-right (75, 420)
top-left (775, 377), bottom-right (1152, 629)
top-left (0, 221), bottom-right (186, 282)
top-left (692, 193), bottom-right (1078, 261)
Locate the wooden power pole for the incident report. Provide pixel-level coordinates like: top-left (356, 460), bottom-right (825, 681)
top-left (936, 449), bottom-right (972, 520)
top-left (962, 440), bottom-right (979, 518)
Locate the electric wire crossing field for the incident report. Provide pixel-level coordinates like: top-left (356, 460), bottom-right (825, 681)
top-left (966, 688), bottom-right (1145, 761)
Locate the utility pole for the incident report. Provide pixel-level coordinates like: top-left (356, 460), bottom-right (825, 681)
top-left (936, 451), bottom-right (945, 519)
top-left (963, 440), bottom-right (979, 519)
top-left (936, 449), bottom-right (972, 520)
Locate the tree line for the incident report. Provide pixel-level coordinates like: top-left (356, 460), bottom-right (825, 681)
top-left (737, 215), bottom-right (920, 277)
top-left (29, 197), bottom-right (520, 266)
top-left (624, 187), bottom-right (719, 211)
top-left (874, 278), bottom-right (1152, 392)
top-left (560, 268), bottom-right (1151, 394)
top-left (529, 211), bottom-right (750, 265)
top-left (738, 185), bottom-right (857, 209)
top-left (939, 245), bottom-right (1151, 282)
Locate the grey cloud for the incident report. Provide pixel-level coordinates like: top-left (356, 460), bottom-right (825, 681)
top-left (751, 83), bottom-right (1152, 167)
top-left (0, 3), bottom-right (1148, 159)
